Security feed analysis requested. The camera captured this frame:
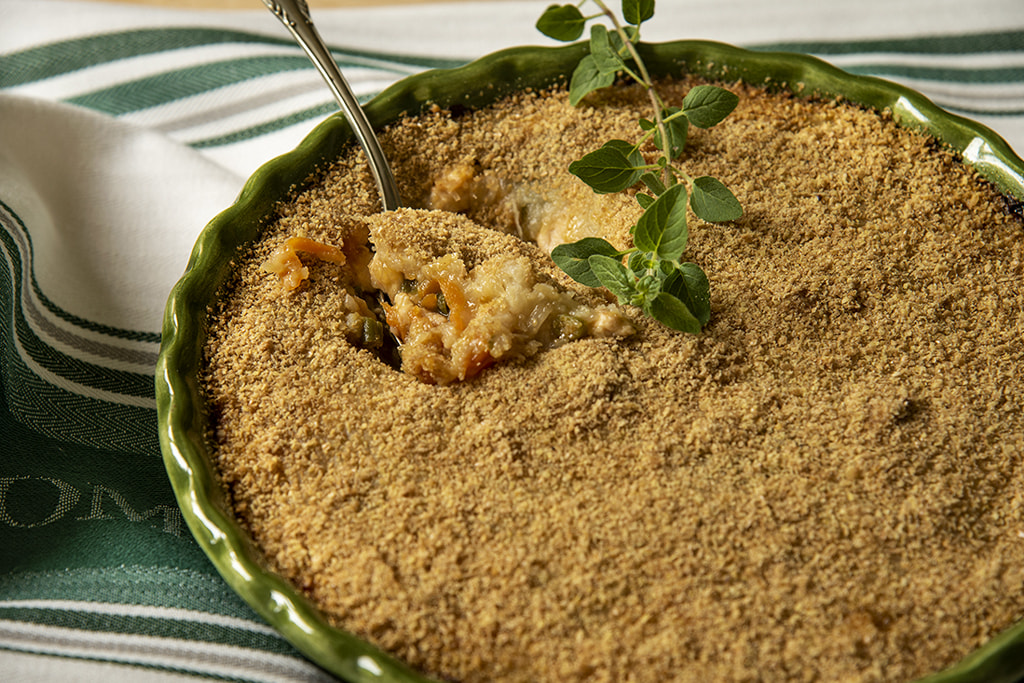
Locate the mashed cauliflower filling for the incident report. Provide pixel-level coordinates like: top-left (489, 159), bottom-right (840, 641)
top-left (261, 207), bottom-right (634, 385)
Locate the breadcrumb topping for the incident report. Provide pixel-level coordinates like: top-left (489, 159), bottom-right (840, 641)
top-left (202, 81), bottom-right (1024, 683)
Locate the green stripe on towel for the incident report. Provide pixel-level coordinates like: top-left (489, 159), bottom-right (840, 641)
top-left (0, 27), bottom-right (461, 89)
top-left (753, 29), bottom-right (1024, 56)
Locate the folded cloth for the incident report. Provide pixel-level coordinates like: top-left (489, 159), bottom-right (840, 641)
top-left (0, 1), bottom-right (1022, 681)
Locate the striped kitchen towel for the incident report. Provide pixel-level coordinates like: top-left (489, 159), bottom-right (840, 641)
top-left (1, 1), bottom-right (1022, 681)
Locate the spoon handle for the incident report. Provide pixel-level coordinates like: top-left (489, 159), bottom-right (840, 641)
top-left (263, 0), bottom-right (402, 211)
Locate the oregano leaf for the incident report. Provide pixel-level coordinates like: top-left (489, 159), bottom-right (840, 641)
top-left (590, 24), bottom-right (627, 75)
top-left (664, 263), bottom-right (711, 325)
top-left (636, 193), bottom-right (655, 209)
top-left (589, 254), bottom-right (636, 301)
top-left (633, 182), bottom-right (688, 260)
top-left (639, 172), bottom-right (666, 196)
top-left (682, 85), bottom-right (739, 128)
top-left (627, 250), bottom-right (650, 275)
top-left (551, 237), bottom-right (623, 287)
top-left (691, 176), bottom-right (743, 222)
top-left (647, 291), bottom-right (703, 334)
top-left (679, 262), bottom-right (711, 324)
top-left (622, 0), bottom-right (655, 25)
top-left (608, 24), bottom-right (639, 55)
top-left (569, 139), bottom-right (644, 193)
top-left (568, 54), bottom-right (617, 106)
top-left (536, 4), bottom-right (587, 41)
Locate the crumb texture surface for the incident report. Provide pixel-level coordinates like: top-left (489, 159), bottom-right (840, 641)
top-left (202, 81), bottom-right (1024, 683)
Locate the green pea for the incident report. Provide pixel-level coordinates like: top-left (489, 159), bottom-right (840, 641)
top-left (361, 316), bottom-right (384, 348)
top-left (553, 314), bottom-right (585, 342)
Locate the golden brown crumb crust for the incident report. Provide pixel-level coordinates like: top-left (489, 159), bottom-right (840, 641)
top-left (202, 80), bottom-right (1024, 683)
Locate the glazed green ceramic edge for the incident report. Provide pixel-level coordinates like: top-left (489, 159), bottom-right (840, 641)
top-left (156, 40), bottom-right (1024, 683)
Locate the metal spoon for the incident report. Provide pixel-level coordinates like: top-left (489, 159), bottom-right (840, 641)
top-left (262, 0), bottom-right (402, 211)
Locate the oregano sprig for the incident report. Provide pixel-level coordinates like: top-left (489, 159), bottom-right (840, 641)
top-left (537, 0), bottom-right (742, 333)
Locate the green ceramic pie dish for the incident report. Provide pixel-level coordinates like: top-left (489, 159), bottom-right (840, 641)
top-left (156, 40), bottom-right (1024, 683)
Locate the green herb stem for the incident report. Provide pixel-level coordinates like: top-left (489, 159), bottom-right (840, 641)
top-left (537, 0), bottom-right (741, 334)
top-left (591, 0), bottom-right (673, 186)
